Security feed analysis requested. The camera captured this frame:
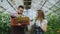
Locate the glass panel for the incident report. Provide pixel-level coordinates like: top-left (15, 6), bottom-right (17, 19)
top-left (55, 2), bottom-right (60, 8)
top-left (55, 9), bottom-right (60, 14)
top-left (42, 7), bottom-right (49, 12)
top-left (51, 6), bottom-right (59, 11)
top-left (39, 0), bottom-right (46, 5)
top-left (44, 2), bottom-right (53, 9)
top-left (1, 0), bottom-right (3, 2)
top-left (24, 0), bottom-right (31, 1)
top-left (48, 0), bottom-right (59, 4)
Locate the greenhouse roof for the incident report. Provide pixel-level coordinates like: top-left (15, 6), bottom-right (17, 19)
top-left (0, 0), bottom-right (60, 14)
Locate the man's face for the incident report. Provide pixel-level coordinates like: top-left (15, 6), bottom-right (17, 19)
top-left (18, 8), bottom-right (24, 14)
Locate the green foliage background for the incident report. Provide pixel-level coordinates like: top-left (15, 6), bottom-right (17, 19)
top-left (0, 11), bottom-right (60, 34)
top-left (45, 12), bottom-right (60, 34)
top-left (0, 11), bottom-right (11, 34)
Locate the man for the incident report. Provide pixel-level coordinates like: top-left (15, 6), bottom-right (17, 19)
top-left (11, 5), bottom-right (30, 34)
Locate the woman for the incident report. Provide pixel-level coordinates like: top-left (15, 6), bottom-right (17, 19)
top-left (31, 10), bottom-right (48, 34)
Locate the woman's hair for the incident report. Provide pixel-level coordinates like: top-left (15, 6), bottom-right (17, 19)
top-left (37, 9), bottom-right (45, 19)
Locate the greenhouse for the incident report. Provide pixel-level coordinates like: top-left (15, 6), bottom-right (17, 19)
top-left (0, 0), bottom-right (60, 34)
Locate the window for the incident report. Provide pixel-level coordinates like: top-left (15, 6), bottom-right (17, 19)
top-left (1, 0), bottom-right (3, 2)
top-left (24, 0), bottom-right (31, 9)
top-left (56, 2), bottom-right (60, 8)
top-left (51, 6), bottom-right (59, 11)
top-left (44, 2), bottom-right (53, 9)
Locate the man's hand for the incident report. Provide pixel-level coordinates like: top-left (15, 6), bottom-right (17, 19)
top-left (22, 23), bottom-right (27, 25)
top-left (17, 23), bottom-right (22, 26)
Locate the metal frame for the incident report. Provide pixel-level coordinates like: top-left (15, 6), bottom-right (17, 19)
top-left (6, 0), bottom-right (16, 11)
top-left (49, 0), bottom-right (60, 10)
top-left (40, 0), bottom-right (48, 9)
top-left (41, 0), bottom-right (60, 12)
top-left (0, 6), bottom-right (6, 10)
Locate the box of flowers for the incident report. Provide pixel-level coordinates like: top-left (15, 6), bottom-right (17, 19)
top-left (15, 16), bottom-right (29, 24)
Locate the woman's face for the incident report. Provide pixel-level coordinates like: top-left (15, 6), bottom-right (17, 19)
top-left (37, 11), bottom-right (42, 18)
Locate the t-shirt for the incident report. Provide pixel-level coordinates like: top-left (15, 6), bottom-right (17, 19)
top-left (31, 19), bottom-right (48, 27)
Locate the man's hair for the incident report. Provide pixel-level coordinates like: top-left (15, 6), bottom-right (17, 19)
top-left (18, 5), bottom-right (24, 9)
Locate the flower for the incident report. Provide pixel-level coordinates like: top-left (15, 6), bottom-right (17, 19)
top-left (15, 16), bottom-right (29, 24)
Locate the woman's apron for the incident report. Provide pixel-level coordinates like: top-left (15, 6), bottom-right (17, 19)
top-left (33, 23), bottom-right (44, 34)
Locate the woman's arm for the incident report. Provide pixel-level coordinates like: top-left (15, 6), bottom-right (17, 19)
top-left (41, 23), bottom-right (48, 32)
top-left (40, 20), bottom-right (48, 32)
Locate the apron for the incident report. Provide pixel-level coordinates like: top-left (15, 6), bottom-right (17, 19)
top-left (32, 23), bottom-right (44, 34)
top-left (11, 26), bottom-right (25, 34)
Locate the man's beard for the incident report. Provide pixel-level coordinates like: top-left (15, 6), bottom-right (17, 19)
top-left (18, 12), bottom-right (23, 15)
